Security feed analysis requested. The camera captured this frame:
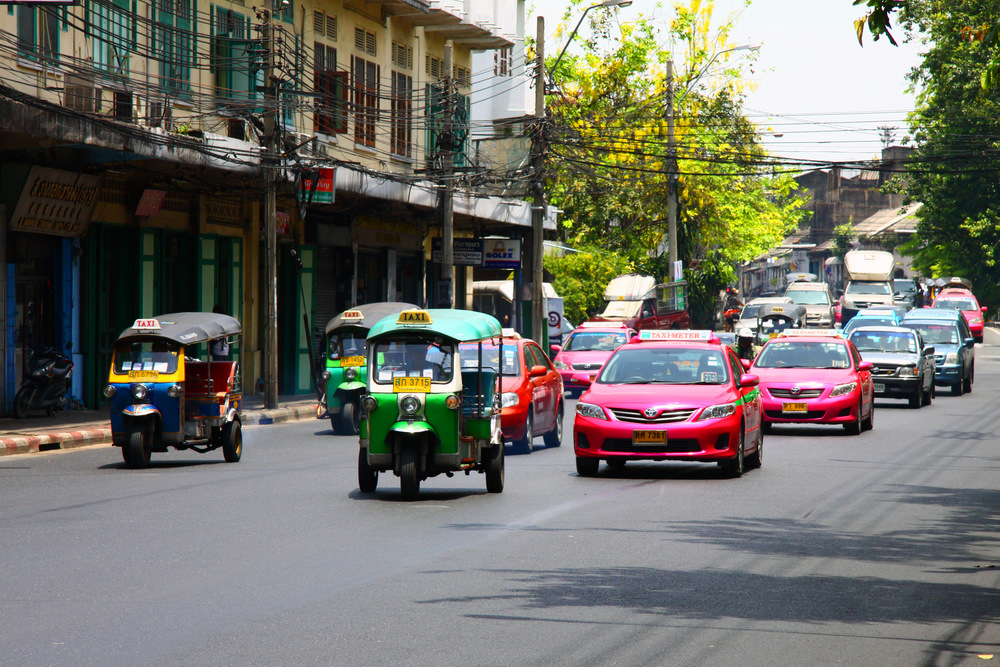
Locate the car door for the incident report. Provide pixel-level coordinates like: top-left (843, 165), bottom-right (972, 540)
top-left (728, 348), bottom-right (760, 436)
top-left (523, 343), bottom-right (551, 432)
top-left (848, 341), bottom-right (873, 413)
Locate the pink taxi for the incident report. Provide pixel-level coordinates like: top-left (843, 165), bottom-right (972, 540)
top-left (573, 330), bottom-right (763, 478)
top-left (932, 289), bottom-right (986, 343)
top-left (751, 330), bottom-right (875, 434)
top-left (551, 322), bottom-right (636, 398)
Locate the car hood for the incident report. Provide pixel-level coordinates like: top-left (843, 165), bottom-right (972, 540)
top-left (582, 382), bottom-right (732, 407)
top-left (557, 350), bottom-right (616, 365)
top-left (856, 351), bottom-right (919, 365)
top-left (752, 367), bottom-right (858, 386)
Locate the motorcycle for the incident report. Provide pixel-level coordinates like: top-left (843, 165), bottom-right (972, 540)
top-left (13, 346), bottom-right (74, 418)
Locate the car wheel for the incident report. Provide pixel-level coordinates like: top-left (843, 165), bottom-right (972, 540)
top-left (222, 420), bottom-right (243, 462)
top-left (862, 399), bottom-right (874, 431)
top-left (400, 447), bottom-right (420, 500)
top-left (486, 441), bottom-right (505, 493)
top-left (576, 456), bottom-right (599, 477)
top-left (124, 429), bottom-right (151, 468)
top-left (513, 410), bottom-right (533, 455)
top-left (951, 380), bottom-right (963, 396)
top-left (762, 421), bottom-right (772, 434)
top-left (963, 365), bottom-right (973, 394)
top-left (746, 427), bottom-right (763, 470)
top-left (844, 398), bottom-right (862, 435)
top-left (358, 448), bottom-right (378, 493)
top-left (543, 402), bottom-right (563, 448)
top-left (721, 427), bottom-right (745, 478)
top-left (909, 382), bottom-right (923, 409)
top-left (922, 378), bottom-right (932, 406)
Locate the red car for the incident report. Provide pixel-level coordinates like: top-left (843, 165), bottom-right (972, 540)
top-left (551, 322), bottom-right (636, 397)
top-left (751, 330), bottom-right (875, 434)
top-left (573, 330), bottom-right (763, 478)
top-left (932, 289), bottom-right (986, 343)
top-left (463, 335), bottom-right (564, 455)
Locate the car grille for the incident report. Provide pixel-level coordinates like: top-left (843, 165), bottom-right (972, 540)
top-left (608, 407), bottom-right (697, 424)
top-left (933, 354), bottom-right (946, 365)
top-left (601, 438), bottom-right (701, 453)
top-left (765, 409), bottom-right (826, 419)
top-left (871, 365), bottom-right (900, 376)
top-left (768, 388), bottom-right (824, 399)
top-left (572, 362), bottom-right (603, 371)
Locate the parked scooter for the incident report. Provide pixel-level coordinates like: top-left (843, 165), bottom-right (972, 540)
top-left (13, 346), bottom-right (74, 418)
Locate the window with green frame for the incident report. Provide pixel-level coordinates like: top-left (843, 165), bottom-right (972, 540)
top-left (212, 7), bottom-right (260, 104)
top-left (152, 0), bottom-right (194, 96)
top-left (91, 0), bottom-right (134, 76)
top-left (17, 5), bottom-right (61, 63)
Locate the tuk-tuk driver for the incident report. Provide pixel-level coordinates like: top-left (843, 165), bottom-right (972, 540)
top-left (732, 327), bottom-right (758, 362)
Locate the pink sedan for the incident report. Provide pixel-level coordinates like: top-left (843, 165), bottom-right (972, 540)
top-left (551, 323), bottom-right (636, 397)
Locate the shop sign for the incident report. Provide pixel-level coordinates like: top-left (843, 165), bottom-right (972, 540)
top-left (352, 215), bottom-right (422, 250)
top-left (207, 197), bottom-right (243, 227)
top-left (134, 189), bottom-right (167, 217)
top-left (300, 168), bottom-right (334, 204)
top-left (431, 238), bottom-right (483, 266)
top-left (483, 239), bottom-right (521, 270)
top-left (9, 166), bottom-right (101, 237)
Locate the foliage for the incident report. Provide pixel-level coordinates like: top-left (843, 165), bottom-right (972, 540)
top-left (544, 250), bottom-right (633, 325)
top-left (833, 222), bottom-right (856, 259)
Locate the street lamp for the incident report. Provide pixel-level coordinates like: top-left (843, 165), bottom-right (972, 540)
top-left (546, 0), bottom-right (633, 93)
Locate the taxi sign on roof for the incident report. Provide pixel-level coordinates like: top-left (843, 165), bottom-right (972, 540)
top-left (770, 306), bottom-right (785, 313)
top-left (779, 329), bottom-right (842, 338)
top-left (578, 321), bottom-right (629, 329)
top-left (639, 329), bottom-right (713, 342)
top-left (397, 310), bottom-right (433, 325)
top-left (342, 309), bottom-right (364, 321)
top-left (132, 318), bottom-right (161, 330)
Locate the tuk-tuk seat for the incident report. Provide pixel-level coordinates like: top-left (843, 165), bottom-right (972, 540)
top-left (186, 361), bottom-right (238, 398)
top-left (461, 368), bottom-right (497, 418)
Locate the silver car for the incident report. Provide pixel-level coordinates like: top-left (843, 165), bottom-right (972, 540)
top-left (848, 326), bottom-right (935, 408)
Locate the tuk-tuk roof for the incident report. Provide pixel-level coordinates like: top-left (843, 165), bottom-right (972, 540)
top-left (367, 309), bottom-right (502, 343)
top-left (115, 312), bottom-right (241, 346)
top-left (757, 303), bottom-right (807, 319)
top-left (324, 302), bottom-right (419, 335)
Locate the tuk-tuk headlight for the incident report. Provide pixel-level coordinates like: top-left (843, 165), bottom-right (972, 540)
top-left (401, 395), bottom-right (421, 415)
top-left (344, 368), bottom-right (358, 381)
top-left (322, 370), bottom-right (331, 382)
top-left (363, 395), bottom-right (378, 412)
top-left (166, 384), bottom-right (183, 398)
top-left (132, 384), bottom-right (149, 400)
top-left (445, 394), bottom-right (461, 410)
top-left (103, 385), bottom-right (116, 398)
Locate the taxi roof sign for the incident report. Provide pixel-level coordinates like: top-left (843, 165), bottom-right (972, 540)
top-left (778, 329), bottom-right (842, 338)
top-left (638, 329), bottom-right (715, 342)
top-left (578, 321), bottom-right (630, 330)
top-left (342, 309), bottom-right (364, 321)
top-left (132, 318), bottom-right (162, 330)
top-left (397, 310), bottom-right (433, 325)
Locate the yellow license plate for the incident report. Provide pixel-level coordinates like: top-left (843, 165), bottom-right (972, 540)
top-left (782, 402), bottom-right (807, 412)
top-left (128, 370), bottom-right (159, 381)
top-left (633, 430), bottom-right (667, 445)
top-left (393, 376), bottom-right (431, 393)
top-left (341, 356), bottom-right (365, 367)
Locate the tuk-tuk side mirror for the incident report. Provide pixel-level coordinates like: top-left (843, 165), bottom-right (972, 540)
top-left (924, 345), bottom-right (935, 355)
top-left (529, 365), bottom-right (548, 378)
top-left (859, 361), bottom-right (874, 372)
top-left (739, 373), bottom-right (759, 388)
top-left (550, 344), bottom-right (562, 355)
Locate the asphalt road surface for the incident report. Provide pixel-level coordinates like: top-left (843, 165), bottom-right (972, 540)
top-left (3, 332), bottom-right (1000, 666)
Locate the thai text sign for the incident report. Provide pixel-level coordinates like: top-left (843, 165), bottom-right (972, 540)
top-left (431, 238), bottom-right (483, 266)
top-left (10, 166), bottom-right (101, 237)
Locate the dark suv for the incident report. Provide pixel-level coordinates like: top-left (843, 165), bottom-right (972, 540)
top-left (901, 309), bottom-right (974, 395)
top-left (893, 278), bottom-right (924, 309)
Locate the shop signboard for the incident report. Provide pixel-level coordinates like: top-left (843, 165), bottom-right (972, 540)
top-left (431, 238), bottom-right (483, 266)
top-left (483, 239), bottom-right (521, 270)
top-left (9, 166), bottom-right (101, 237)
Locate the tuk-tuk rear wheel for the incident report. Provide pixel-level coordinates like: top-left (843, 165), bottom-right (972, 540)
top-left (124, 429), bottom-right (151, 468)
top-left (486, 442), bottom-right (504, 493)
top-left (222, 420), bottom-right (242, 462)
top-left (400, 447), bottom-right (420, 500)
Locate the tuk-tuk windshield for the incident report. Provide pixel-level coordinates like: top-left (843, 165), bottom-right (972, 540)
top-left (759, 316), bottom-right (799, 337)
top-left (458, 342), bottom-right (519, 375)
top-left (113, 340), bottom-right (181, 374)
top-left (329, 332), bottom-right (366, 360)
top-left (371, 341), bottom-right (454, 384)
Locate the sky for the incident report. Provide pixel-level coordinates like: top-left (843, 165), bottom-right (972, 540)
top-left (526, 0), bottom-right (924, 166)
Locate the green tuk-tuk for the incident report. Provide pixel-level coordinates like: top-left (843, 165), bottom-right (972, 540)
top-left (359, 309), bottom-right (505, 499)
top-left (322, 302), bottom-right (417, 434)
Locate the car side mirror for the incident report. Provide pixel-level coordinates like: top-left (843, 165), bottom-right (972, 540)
top-left (739, 373), bottom-right (759, 388)
top-left (859, 361), bottom-right (874, 372)
top-left (923, 345), bottom-right (935, 355)
top-left (965, 338), bottom-right (975, 348)
top-left (529, 365), bottom-right (548, 378)
top-left (741, 358), bottom-right (751, 371)
top-left (550, 344), bottom-right (562, 355)
top-left (982, 306), bottom-right (989, 313)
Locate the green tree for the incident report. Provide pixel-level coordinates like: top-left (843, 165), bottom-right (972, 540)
top-left (544, 249), bottom-right (633, 325)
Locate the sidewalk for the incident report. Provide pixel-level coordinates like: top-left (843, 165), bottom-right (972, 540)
top-left (0, 394), bottom-right (322, 457)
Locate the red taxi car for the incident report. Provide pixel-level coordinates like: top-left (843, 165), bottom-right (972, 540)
top-left (573, 330), bottom-right (762, 478)
top-left (932, 288), bottom-right (986, 343)
top-left (551, 322), bottom-right (636, 397)
top-left (751, 330), bottom-right (874, 434)
top-left (461, 334), bottom-right (564, 455)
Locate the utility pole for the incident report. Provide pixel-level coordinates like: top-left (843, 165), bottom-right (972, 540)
top-left (440, 44), bottom-right (454, 308)
top-left (261, 4), bottom-right (279, 408)
top-left (666, 59), bottom-right (678, 273)
top-left (531, 16), bottom-right (546, 346)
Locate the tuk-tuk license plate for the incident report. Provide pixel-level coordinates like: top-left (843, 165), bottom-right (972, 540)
top-left (341, 356), bottom-right (365, 367)
top-left (393, 376), bottom-right (431, 393)
top-left (633, 430), bottom-right (666, 445)
top-left (874, 383), bottom-right (886, 393)
top-left (782, 402), bottom-right (808, 413)
top-left (128, 370), bottom-right (159, 381)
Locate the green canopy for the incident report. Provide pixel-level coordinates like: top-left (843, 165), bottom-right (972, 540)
top-left (367, 309), bottom-right (502, 343)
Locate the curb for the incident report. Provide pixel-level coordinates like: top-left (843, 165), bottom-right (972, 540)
top-left (0, 402), bottom-right (320, 457)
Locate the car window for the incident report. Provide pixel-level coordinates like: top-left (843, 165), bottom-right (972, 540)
top-left (754, 341), bottom-right (850, 369)
top-left (786, 290), bottom-right (831, 305)
top-left (598, 347), bottom-right (729, 385)
top-left (934, 298), bottom-right (978, 311)
top-left (526, 344), bottom-right (549, 370)
top-left (846, 283), bottom-right (892, 295)
top-left (904, 323), bottom-right (959, 346)
top-left (564, 331), bottom-right (628, 351)
top-left (459, 343), bottom-right (521, 375)
top-left (849, 331), bottom-right (918, 353)
top-left (726, 350), bottom-right (744, 385)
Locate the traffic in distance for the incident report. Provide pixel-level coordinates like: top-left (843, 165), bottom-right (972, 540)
top-left (98, 260), bottom-right (986, 497)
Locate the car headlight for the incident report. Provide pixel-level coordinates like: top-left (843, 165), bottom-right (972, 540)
top-left (400, 395), bottom-right (421, 415)
top-left (553, 359), bottom-right (570, 370)
top-left (501, 392), bottom-right (519, 408)
top-left (830, 382), bottom-right (857, 397)
top-left (344, 368), bottom-right (358, 381)
top-left (166, 384), bottom-right (183, 397)
top-left (898, 366), bottom-right (918, 377)
top-left (944, 353), bottom-right (958, 364)
top-left (363, 395), bottom-right (378, 412)
top-left (971, 317), bottom-right (983, 325)
top-left (132, 383), bottom-right (149, 400)
top-left (575, 402), bottom-right (608, 420)
top-left (697, 402), bottom-right (736, 421)
top-left (322, 370), bottom-right (331, 382)
top-left (103, 384), bottom-right (116, 398)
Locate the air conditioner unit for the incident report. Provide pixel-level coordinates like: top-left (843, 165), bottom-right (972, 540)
top-left (64, 74), bottom-right (96, 113)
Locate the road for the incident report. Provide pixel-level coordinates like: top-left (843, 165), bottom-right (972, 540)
top-left (2, 334), bottom-right (1000, 666)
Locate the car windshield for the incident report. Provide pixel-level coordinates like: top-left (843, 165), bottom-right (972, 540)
top-left (934, 298), bottom-right (978, 311)
top-left (844, 317), bottom-right (896, 334)
top-left (893, 280), bottom-right (916, 293)
top-left (849, 331), bottom-right (917, 353)
top-left (754, 341), bottom-right (851, 369)
top-left (847, 282), bottom-right (892, 295)
top-left (739, 304), bottom-right (762, 319)
top-left (905, 323), bottom-right (960, 346)
top-left (371, 340), bottom-right (454, 384)
top-left (113, 340), bottom-right (181, 374)
top-left (787, 290), bottom-right (830, 306)
top-left (329, 332), bottom-right (366, 359)
top-left (564, 331), bottom-right (628, 352)
top-left (457, 342), bottom-right (520, 375)
top-left (597, 347), bottom-right (729, 385)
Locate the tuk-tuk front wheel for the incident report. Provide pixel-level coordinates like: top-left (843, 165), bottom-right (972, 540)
top-left (123, 429), bottom-right (151, 468)
top-left (222, 420), bottom-right (242, 463)
top-left (400, 446), bottom-right (420, 500)
top-left (341, 402), bottom-right (360, 436)
top-left (486, 441), bottom-right (504, 493)
top-left (358, 448), bottom-right (378, 492)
